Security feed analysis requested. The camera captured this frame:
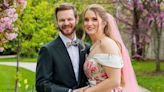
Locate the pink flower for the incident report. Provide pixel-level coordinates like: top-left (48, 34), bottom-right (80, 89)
top-left (1, 39), bottom-right (9, 43)
top-left (17, 0), bottom-right (26, 3)
top-left (5, 8), bottom-right (18, 22)
top-left (5, 33), bottom-right (18, 40)
top-left (100, 73), bottom-right (108, 78)
top-left (13, 13), bottom-right (18, 22)
top-left (0, 47), bottom-right (4, 52)
top-left (0, 0), bottom-right (26, 50)
top-left (1, 17), bottom-right (12, 23)
top-left (90, 65), bottom-right (99, 73)
top-left (17, 0), bottom-right (27, 10)
top-left (1, 17), bottom-right (13, 30)
top-left (137, 3), bottom-right (144, 11)
top-left (6, 8), bottom-right (16, 16)
top-left (0, 26), bottom-right (5, 32)
top-left (85, 60), bottom-right (94, 69)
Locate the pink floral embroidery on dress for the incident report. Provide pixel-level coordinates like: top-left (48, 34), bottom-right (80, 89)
top-left (84, 57), bottom-right (123, 92)
top-left (84, 58), bottom-right (108, 84)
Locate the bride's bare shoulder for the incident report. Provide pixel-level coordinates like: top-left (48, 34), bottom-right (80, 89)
top-left (100, 37), bottom-right (120, 54)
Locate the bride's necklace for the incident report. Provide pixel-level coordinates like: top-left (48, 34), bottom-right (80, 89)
top-left (90, 40), bottom-right (101, 52)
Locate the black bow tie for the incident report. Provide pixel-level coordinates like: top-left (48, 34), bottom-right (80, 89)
top-left (66, 41), bottom-right (79, 48)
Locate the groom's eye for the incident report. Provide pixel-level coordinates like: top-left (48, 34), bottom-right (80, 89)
top-left (68, 18), bottom-right (73, 21)
top-left (59, 19), bottom-right (65, 22)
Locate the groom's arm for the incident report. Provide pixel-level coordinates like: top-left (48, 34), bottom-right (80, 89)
top-left (36, 47), bottom-right (69, 92)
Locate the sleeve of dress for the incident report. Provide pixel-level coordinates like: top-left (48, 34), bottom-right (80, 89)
top-left (92, 54), bottom-right (124, 68)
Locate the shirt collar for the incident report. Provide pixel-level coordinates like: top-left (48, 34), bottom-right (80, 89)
top-left (59, 32), bottom-right (77, 46)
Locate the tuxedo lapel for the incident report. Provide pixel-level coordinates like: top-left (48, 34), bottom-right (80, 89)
top-left (55, 36), bottom-right (77, 82)
top-left (77, 40), bottom-right (85, 85)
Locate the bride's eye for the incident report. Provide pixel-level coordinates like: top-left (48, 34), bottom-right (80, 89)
top-left (92, 17), bottom-right (97, 21)
top-left (84, 18), bottom-right (89, 22)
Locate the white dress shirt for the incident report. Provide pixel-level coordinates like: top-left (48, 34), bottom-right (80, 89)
top-left (59, 33), bottom-right (79, 81)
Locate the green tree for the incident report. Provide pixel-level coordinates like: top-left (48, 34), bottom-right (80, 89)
top-left (3, 0), bottom-right (115, 57)
top-left (19, 0), bottom-right (58, 57)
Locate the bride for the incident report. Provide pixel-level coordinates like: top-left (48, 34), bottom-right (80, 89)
top-left (82, 4), bottom-right (139, 92)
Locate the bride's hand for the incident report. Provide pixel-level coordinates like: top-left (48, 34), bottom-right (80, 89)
top-left (73, 86), bottom-right (89, 92)
top-left (82, 86), bottom-right (90, 92)
top-left (83, 87), bottom-right (93, 92)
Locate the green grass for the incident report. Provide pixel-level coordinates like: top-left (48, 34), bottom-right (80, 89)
top-left (132, 61), bottom-right (164, 92)
top-left (0, 57), bottom-right (36, 62)
top-left (0, 65), bottom-right (36, 92)
top-left (0, 57), bottom-right (164, 92)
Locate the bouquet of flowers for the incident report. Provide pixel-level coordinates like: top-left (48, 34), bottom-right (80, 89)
top-left (0, 0), bottom-right (26, 52)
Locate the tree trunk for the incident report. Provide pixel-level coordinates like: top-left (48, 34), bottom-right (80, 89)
top-left (155, 33), bottom-right (161, 72)
top-left (131, 1), bottom-right (143, 59)
top-left (155, 22), bottom-right (161, 72)
top-left (15, 32), bottom-right (21, 92)
top-left (131, 33), bottom-right (137, 56)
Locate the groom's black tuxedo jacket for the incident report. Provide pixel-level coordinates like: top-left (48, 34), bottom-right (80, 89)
top-left (36, 36), bottom-right (90, 92)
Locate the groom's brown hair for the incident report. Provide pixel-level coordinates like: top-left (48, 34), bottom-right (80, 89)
top-left (55, 3), bottom-right (78, 19)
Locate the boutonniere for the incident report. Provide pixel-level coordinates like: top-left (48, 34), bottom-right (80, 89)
top-left (79, 41), bottom-right (86, 52)
top-left (76, 39), bottom-right (85, 52)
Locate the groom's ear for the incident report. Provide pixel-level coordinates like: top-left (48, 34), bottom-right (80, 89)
top-left (75, 16), bottom-right (79, 25)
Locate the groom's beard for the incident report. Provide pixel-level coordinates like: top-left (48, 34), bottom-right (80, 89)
top-left (58, 26), bottom-right (76, 36)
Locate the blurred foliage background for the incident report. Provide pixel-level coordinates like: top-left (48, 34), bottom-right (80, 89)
top-left (0, 0), bottom-right (117, 57)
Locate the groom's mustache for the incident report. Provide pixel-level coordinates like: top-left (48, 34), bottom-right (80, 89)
top-left (62, 25), bottom-right (72, 29)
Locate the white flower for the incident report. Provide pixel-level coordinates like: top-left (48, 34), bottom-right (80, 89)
top-left (5, 33), bottom-right (18, 40)
top-left (0, 47), bottom-right (4, 52)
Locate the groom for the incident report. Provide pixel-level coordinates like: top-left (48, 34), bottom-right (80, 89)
top-left (36, 3), bottom-right (89, 92)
